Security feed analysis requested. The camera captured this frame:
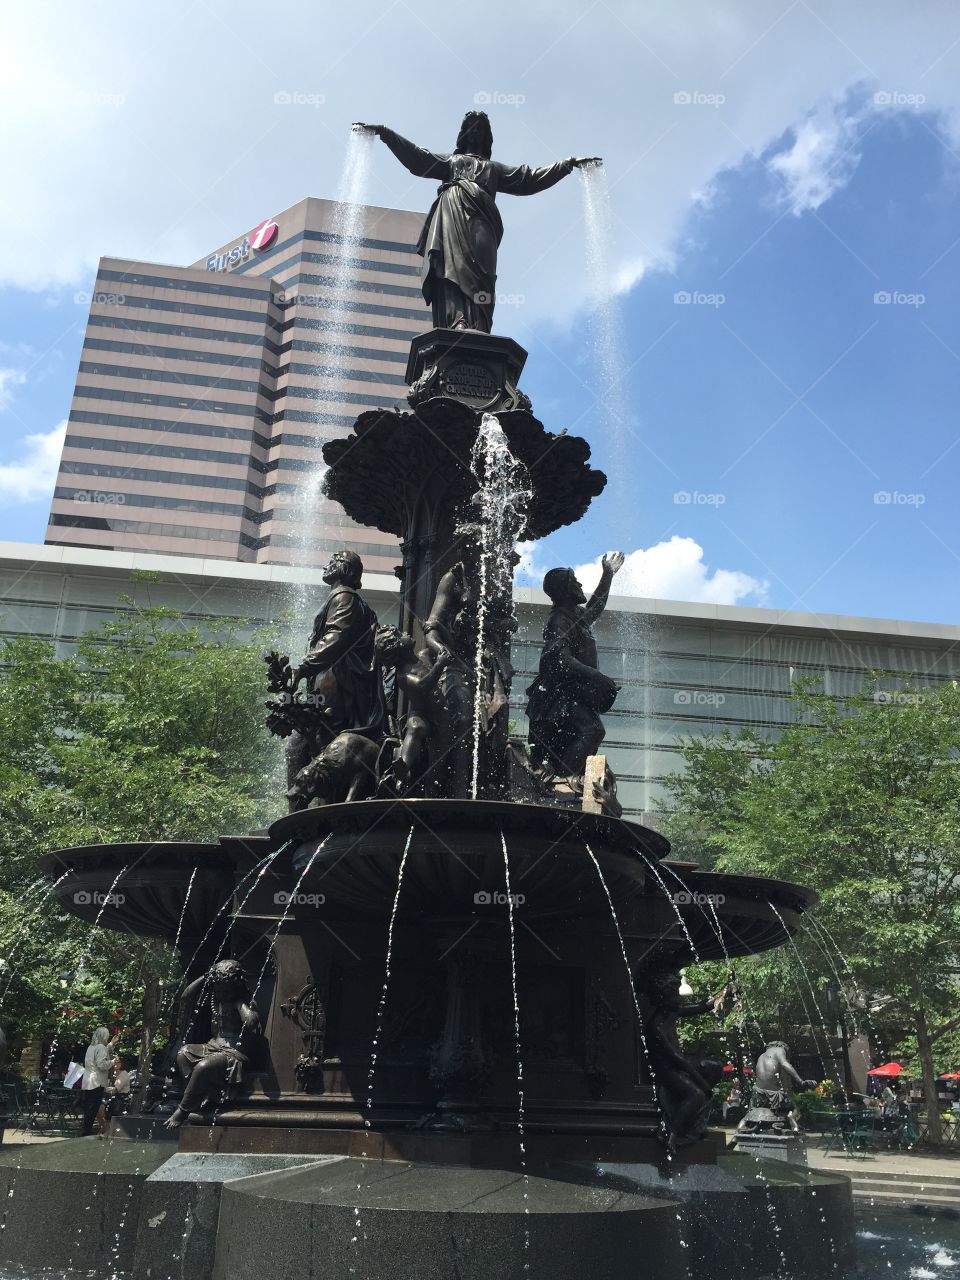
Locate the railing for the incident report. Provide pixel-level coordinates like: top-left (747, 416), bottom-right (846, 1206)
top-left (809, 1107), bottom-right (960, 1155)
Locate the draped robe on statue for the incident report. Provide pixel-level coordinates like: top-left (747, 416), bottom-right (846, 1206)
top-left (378, 127), bottom-right (574, 332)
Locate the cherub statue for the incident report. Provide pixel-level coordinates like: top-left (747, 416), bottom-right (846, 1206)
top-left (737, 1042), bottom-right (817, 1135)
top-left (375, 625), bottom-right (450, 791)
top-left (638, 964), bottom-right (736, 1156)
top-left (163, 959), bottom-right (263, 1130)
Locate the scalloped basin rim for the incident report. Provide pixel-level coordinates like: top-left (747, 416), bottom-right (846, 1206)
top-left (41, 840), bottom-right (225, 863)
top-left (663, 859), bottom-right (819, 911)
top-left (267, 797), bottom-right (671, 859)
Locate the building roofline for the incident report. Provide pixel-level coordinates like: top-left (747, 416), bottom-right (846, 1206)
top-left (96, 254), bottom-right (280, 283)
top-left (7, 542), bottom-right (959, 645)
top-left (514, 587), bottom-right (960, 647)
top-left (7, 541), bottom-right (399, 594)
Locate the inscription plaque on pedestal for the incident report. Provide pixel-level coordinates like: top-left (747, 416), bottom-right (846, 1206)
top-left (406, 328), bottom-right (530, 413)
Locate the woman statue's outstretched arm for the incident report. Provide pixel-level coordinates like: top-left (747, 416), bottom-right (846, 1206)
top-left (497, 156), bottom-right (603, 196)
top-left (354, 123), bottom-right (448, 180)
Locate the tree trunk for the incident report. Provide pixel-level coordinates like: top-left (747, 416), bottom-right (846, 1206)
top-left (135, 970), bottom-right (160, 1113)
top-left (913, 1001), bottom-right (943, 1146)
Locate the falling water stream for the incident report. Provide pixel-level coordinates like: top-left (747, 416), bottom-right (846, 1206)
top-left (172, 846), bottom-right (290, 1052)
top-left (37, 864), bottom-right (130, 1106)
top-left (500, 832), bottom-right (531, 1272)
top-left (802, 918), bottom-right (865, 1042)
top-left (167, 866), bottom-right (198, 975)
top-left (635, 851), bottom-right (702, 965)
top-left (582, 845), bottom-right (673, 1169)
top-left (653, 859), bottom-right (757, 1073)
top-left (469, 413), bottom-right (532, 798)
top-left (289, 127), bottom-right (375, 646)
top-left (805, 913), bottom-right (867, 1031)
top-left (600, 848), bottom-right (801, 1266)
top-left (364, 827), bottom-right (415, 1129)
top-left (169, 840), bottom-right (326, 1279)
top-left (178, 848), bottom-right (281, 978)
top-left (352, 826), bottom-right (415, 1275)
top-left (249, 838), bottom-right (330, 1008)
top-left (577, 163), bottom-right (633, 548)
top-left (768, 902), bottom-right (839, 1084)
top-left (0, 874), bottom-right (70, 1013)
top-left (2, 864), bottom-right (133, 1261)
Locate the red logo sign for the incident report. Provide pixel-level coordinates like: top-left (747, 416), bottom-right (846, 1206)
top-left (251, 218), bottom-right (279, 251)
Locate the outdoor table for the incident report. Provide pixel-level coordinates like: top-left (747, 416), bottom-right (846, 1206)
top-left (818, 1109), bottom-right (877, 1158)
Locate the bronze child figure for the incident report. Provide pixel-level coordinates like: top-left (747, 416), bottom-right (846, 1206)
top-left (164, 959), bottom-right (263, 1130)
top-left (375, 624), bottom-right (450, 791)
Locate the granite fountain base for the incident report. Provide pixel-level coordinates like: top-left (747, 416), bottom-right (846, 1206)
top-left (0, 1138), bottom-right (854, 1279)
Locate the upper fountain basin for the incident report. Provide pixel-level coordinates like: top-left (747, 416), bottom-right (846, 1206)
top-left (322, 401), bottom-right (606, 541)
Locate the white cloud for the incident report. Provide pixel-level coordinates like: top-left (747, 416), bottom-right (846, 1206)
top-left (0, 367), bottom-right (26, 412)
top-left (514, 543), bottom-right (542, 584)
top-left (572, 536), bottom-right (768, 605)
top-left (0, 422), bottom-right (66, 503)
top-left (767, 101), bottom-right (864, 215)
top-left (1, 2), bottom-right (959, 321)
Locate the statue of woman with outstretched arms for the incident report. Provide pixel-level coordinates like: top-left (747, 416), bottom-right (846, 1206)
top-left (354, 112), bottom-right (600, 333)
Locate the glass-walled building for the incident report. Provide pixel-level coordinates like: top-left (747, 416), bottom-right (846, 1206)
top-left (513, 589), bottom-right (960, 817)
top-left (6, 542), bottom-right (959, 820)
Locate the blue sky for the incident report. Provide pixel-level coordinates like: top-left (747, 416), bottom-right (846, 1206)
top-left (531, 107), bottom-right (960, 622)
top-left (2, 2), bottom-right (960, 624)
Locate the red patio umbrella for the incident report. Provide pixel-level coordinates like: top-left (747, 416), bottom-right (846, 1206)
top-left (867, 1062), bottom-right (903, 1077)
top-left (938, 1071), bottom-right (960, 1080)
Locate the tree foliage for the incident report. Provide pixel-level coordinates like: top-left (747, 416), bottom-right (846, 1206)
top-left (0, 604), bottom-right (278, 1058)
top-left (663, 677), bottom-right (960, 1140)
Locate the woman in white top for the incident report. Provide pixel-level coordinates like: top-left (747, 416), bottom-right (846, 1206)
top-left (81, 1027), bottom-right (116, 1136)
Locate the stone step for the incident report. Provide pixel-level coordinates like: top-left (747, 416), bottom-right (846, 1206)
top-left (847, 1168), bottom-right (960, 1187)
top-left (847, 1182), bottom-right (960, 1207)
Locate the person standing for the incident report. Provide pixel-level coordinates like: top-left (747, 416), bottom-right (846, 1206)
top-left (724, 1083), bottom-right (743, 1119)
top-left (81, 1027), bottom-right (116, 1137)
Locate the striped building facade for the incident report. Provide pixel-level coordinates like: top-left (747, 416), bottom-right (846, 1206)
top-left (45, 198), bottom-right (429, 572)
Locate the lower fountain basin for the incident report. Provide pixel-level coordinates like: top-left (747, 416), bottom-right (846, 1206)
top-left (38, 839), bottom-right (251, 942)
top-left (41, 798), bottom-right (817, 1159)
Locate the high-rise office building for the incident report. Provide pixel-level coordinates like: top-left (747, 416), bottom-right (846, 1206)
top-left (45, 197), bottom-right (429, 572)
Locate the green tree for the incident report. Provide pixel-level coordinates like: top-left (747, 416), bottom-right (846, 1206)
top-left (663, 678), bottom-right (960, 1145)
top-left (0, 603), bottom-right (279, 1079)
